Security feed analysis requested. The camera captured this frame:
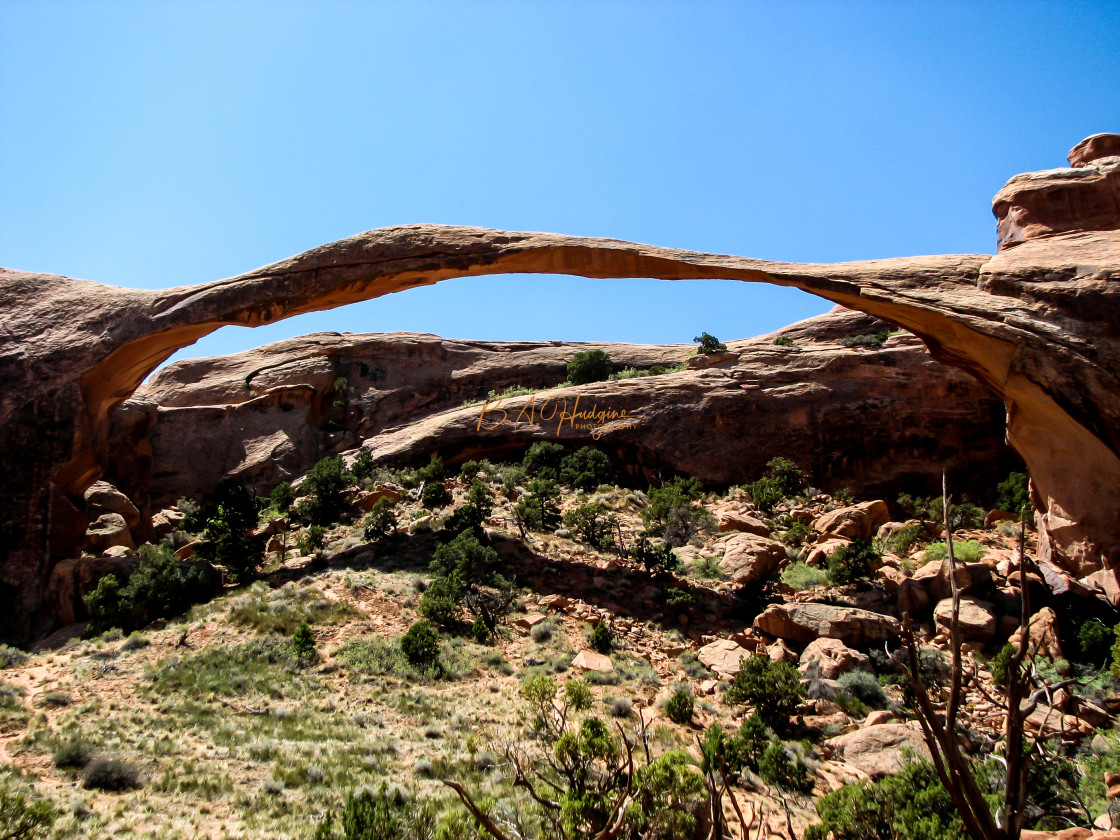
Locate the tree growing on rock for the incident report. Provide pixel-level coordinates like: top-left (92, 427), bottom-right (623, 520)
top-left (566, 349), bottom-right (613, 385)
top-left (693, 332), bottom-right (727, 354)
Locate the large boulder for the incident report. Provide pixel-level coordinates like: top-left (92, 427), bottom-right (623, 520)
top-left (754, 603), bottom-right (901, 645)
top-left (83, 480), bottom-right (140, 528)
top-left (697, 639), bottom-right (754, 679)
top-left (799, 637), bottom-right (873, 680)
top-left (84, 512), bottom-right (134, 552)
top-left (714, 507), bottom-right (771, 537)
top-left (717, 533), bottom-right (787, 585)
top-left (825, 723), bottom-right (932, 777)
top-left (933, 596), bottom-right (997, 641)
top-left (812, 500), bottom-right (890, 541)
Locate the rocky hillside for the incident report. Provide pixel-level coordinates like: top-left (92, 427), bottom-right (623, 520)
top-left (7, 445), bottom-right (1120, 840)
top-left (107, 307), bottom-right (1016, 542)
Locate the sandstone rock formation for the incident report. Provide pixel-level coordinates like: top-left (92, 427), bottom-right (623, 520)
top-left (1, 133), bottom-right (1118, 642)
top-left (754, 602), bottom-right (902, 646)
top-left (107, 308), bottom-right (1009, 524)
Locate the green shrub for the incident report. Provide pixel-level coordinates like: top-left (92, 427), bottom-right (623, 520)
top-left (922, 540), bottom-right (984, 565)
top-left (662, 588), bottom-right (694, 609)
top-left (589, 623), bottom-right (613, 655)
top-left (0, 783), bottom-right (56, 839)
top-left (826, 539), bottom-right (880, 585)
top-left (269, 481), bottom-right (296, 513)
top-left (515, 477), bottom-right (562, 531)
top-left (0, 645), bottom-right (28, 670)
top-left (839, 331), bottom-right (890, 349)
top-left (665, 688), bottom-right (694, 725)
top-left (881, 522), bottom-right (924, 556)
top-left (457, 460), bottom-right (481, 482)
top-left (337, 637), bottom-right (443, 682)
top-left (558, 447), bottom-right (611, 491)
top-left (196, 478), bottom-right (266, 582)
top-left (363, 497), bottom-right (397, 541)
top-left (401, 620), bottom-right (440, 668)
top-left (805, 759), bottom-right (963, 840)
top-left (427, 531), bottom-right (513, 633)
top-left (418, 577), bottom-right (461, 628)
top-left (291, 621), bottom-right (318, 665)
top-left (420, 481), bottom-right (451, 510)
top-left (350, 451), bottom-right (377, 483)
top-left (773, 335), bottom-right (794, 346)
top-left (298, 525), bottom-right (327, 556)
top-left (693, 332), bottom-right (727, 354)
top-left (725, 656), bottom-right (805, 733)
top-left (443, 479), bottom-right (493, 538)
top-left (563, 502), bottom-right (616, 548)
top-left (85, 543), bottom-right (220, 633)
top-left (996, 471), bottom-right (1030, 516)
top-left (759, 742), bottom-right (813, 793)
top-left (82, 758), bottom-right (141, 791)
top-left (745, 476), bottom-right (783, 513)
top-left (336, 782), bottom-right (434, 840)
top-left (1080, 619), bottom-right (1113, 663)
top-left (567, 349), bottom-right (613, 384)
top-left (778, 519), bottom-right (812, 546)
top-left (296, 456), bottom-right (353, 526)
top-left (643, 476), bottom-right (709, 543)
top-left (522, 441), bottom-right (565, 477)
top-left (781, 561), bottom-right (829, 590)
top-left (701, 714), bottom-right (772, 776)
top-left (52, 739), bottom-right (94, 770)
top-left (991, 642), bottom-right (1017, 688)
top-left (837, 670), bottom-right (887, 708)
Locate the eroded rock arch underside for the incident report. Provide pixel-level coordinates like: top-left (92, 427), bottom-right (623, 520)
top-left (1, 133), bottom-right (1118, 644)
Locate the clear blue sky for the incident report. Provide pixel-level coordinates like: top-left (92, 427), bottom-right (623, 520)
top-left (2, 1), bottom-right (1117, 368)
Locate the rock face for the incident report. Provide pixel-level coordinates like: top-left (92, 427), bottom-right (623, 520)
top-left (754, 602), bottom-right (902, 646)
top-left (106, 309), bottom-right (1010, 525)
top-left (1, 134), bottom-right (1118, 642)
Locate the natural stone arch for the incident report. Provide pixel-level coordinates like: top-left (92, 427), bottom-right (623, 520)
top-left (1, 134), bottom-right (1118, 642)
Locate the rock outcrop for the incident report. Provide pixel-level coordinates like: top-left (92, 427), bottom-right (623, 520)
top-left (1, 133), bottom-right (1118, 642)
top-left (105, 308), bottom-right (1010, 523)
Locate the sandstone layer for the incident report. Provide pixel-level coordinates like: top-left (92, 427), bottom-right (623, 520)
top-left (108, 308), bottom-right (1013, 527)
top-left (1, 133), bottom-right (1118, 642)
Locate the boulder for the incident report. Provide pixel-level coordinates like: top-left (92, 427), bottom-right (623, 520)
top-left (755, 602), bottom-right (901, 646)
top-left (804, 537), bottom-right (852, 567)
top-left (572, 650), bottom-right (613, 672)
top-left (812, 500), bottom-right (890, 541)
top-left (715, 508), bottom-right (771, 537)
top-left (825, 723), bottom-right (931, 777)
top-left (84, 512), bottom-right (134, 552)
top-left (514, 614), bottom-right (548, 630)
top-left (697, 639), bottom-right (753, 679)
top-left (355, 484), bottom-right (403, 512)
top-left (1010, 607), bottom-right (1064, 661)
top-left (896, 579), bottom-right (931, 616)
top-left (799, 637), bottom-right (873, 680)
top-left (150, 507), bottom-right (186, 538)
top-left (933, 596), bottom-right (997, 641)
top-left (717, 533), bottom-right (787, 585)
top-left (767, 639), bottom-right (799, 665)
top-left (83, 481), bottom-right (140, 528)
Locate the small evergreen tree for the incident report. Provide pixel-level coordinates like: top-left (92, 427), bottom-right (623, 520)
top-left (269, 481), bottom-right (296, 513)
top-left (725, 655), bottom-right (805, 734)
top-left (296, 456), bottom-right (353, 527)
top-left (291, 621), bottom-right (318, 665)
top-left (401, 620), bottom-right (440, 668)
top-left (566, 349), bottom-right (613, 385)
top-left (558, 447), bottom-right (611, 491)
top-left (362, 497), bottom-right (397, 541)
top-left (197, 478), bottom-right (265, 583)
top-left (589, 623), bottom-right (613, 655)
top-left (522, 441), bottom-right (565, 477)
top-left (693, 332), bottom-right (727, 354)
top-left (562, 502), bottom-right (616, 548)
top-left (515, 477), bottom-right (562, 531)
top-left (665, 688), bottom-right (694, 725)
top-left (351, 451), bottom-right (377, 483)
